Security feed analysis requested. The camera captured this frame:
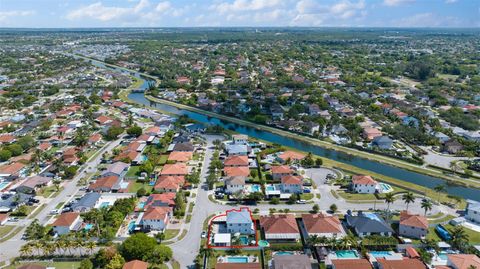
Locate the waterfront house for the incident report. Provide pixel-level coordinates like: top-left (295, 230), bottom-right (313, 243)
top-left (226, 208), bottom-right (254, 235)
top-left (52, 212), bottom-right (82, 235)
top-left (276, 151), bottom-right (306, 163)
top-left (302, 213), bottom-right (346, 239)
top-left (232, 134), bottom-right (248, 145)
top-left (259, 214), bottom-right (300, 242)
top-left (443, 139), bottom-right (463, 154)
top-left (280, 175), bottom-right (303, 194)
top-left (345, 212), bottom-right (393, 237)
top-left (465, 199), bottom-right (480, 223)
top-left (363, 127), bottom-right (382, 141)
top-left (371, 136), bottom-right (394, 150)
top-left (351, 175), bottom-right (378, 194)
top-left (226, 144), bottom-right (249, 156)
top-left (271, 165), bottom-right (293, 180)
top-left (399, 211), bottom-right (428, 239)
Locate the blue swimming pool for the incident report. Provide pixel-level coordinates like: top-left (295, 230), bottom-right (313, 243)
top-left (100, 202), bottom-right (110, 208)
top-left (128, 221), bottom-right (136, 232)
top-left (438, 253), bottom-right (449, 260)
top-left (227, 256), bottom-right (248, 263)
top-left (84, 224), bottom-right (93, 231)
top-left (276, 251), bottom-right (293, 256)
top-left (239, 236), bottom-right (249, 245)
top-left (266, 185), bottom-right (275, 191)
top-left (137, 201), bottom-right (146, 209)
top-left (370, 251), bottom-right (392, 258)
top-left (336, 250), bottom-right (359, 259)
top-left (250, 185), bottom-right (261, 192)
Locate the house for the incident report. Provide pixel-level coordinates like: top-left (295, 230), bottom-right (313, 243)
top-left (332, 259), bottom-right (373, 269)
top-left (71, 192), bottom-right (101, 212)
top-left (399, 211), bottom-right (428, 239)
top-left (302, 213), bottom-right (346, 239)
top-left (153, 176), bottom-right (185, 192)
top-left (435, 132), bottom-right (450, 143)
top-left (0, 134), bottom-right (16, 144)
top-left (224, 176), bottom-right (247, 194)
top-left (232, 134), bottom-right (248, 145)
top-left (403, 116), bottom-right (420, 128)
top-left (465, 199), bottom-right (480, 223)
top-left (88, 175), bottom-right (120, 192)
top-left (101, 162), bottom-right (129, 178)
top-left (52, 212), bottom-right (82, 235)
top-left (273, 254), bottom-right (311, 269)
top-left (123, 260), bottom-right (149, 269)
top-left (371, 136), bottom-right (394, 150)
top-left (160, 163), bottom-right (188, 176)
top-left (0, 162), bottom-right (26, 180)
top-left (144, 193), bottom-right (176, 209)
top-left (363, 127), bottom-right (382, 141)
top-left (443, 140), bottom-right (463, 154)
top-left (224, 167), bottom-right (250, 177)
top-left (376, 258), bottom-right (426, 269)
top-left (271, 165), bottom-right (292, 180)
top-left (345, 212), bottom-right (393, 237)
top-left (168, 152), bottom-right (193, 162)
top-left (38, 142), bottom-right (52, 151)
top-left (224, 155), bottom-right (249, 167)
top-left (140, 206), bottom-right (171, 231)
top-left (277, 151), bottom-right (306, 163)
top-left (226, 208), bottom-right (254, 235)
top-left (215, 263), bottom-right (261, 269)
top-left (95, 115), bottom-right (113, 125)
top-left (447, 254), bottom-right (480, 269)
top-left (173, 142), bottom-right (194, 152)
top-left (226, 144), bottom-right (249, 156)
top-left (15, 176), bottom-right (51, 194)
top-left (259, 214), bottom-right (300, 242)
top-left (0, 193), bottom-right (33, 212)
top-left (280, 175), bottom-right (303, 194)
top-left (351, 175), bottom-right (378, 194)
top-left (114, 150), bottom-right (143, 165)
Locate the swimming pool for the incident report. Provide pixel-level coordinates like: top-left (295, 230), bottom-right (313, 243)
top-left (239, 236), bottom-right (249, 245)
top-left (379, 183), bottom-right (393, 193)
top-left (100, 202), bottom-right (110, 208)
top-left (127, 221), bottom-right (136, 232)
top-left (137, 201), bottom-right (146, 209)
top-left (276, 251), bottom-right (293, 256)
top-left (266, 185), bottom-right (275, 191)
top-left (438, 253), bottom-right (449, 260)
top-left (335, 250), bottom-right (359, 259)
top-left (258, 240), bottom-right (269, 248)
top-left (227, 256), bottom-right (248, 263)
top-left (369, 251), bottom-right (392, 258)
top-left (84, 224), bottom-right (93, 231)
top-left (250, 185), bottom-right (261, 192)
top-left (0, 182), bottom-right (9, 191)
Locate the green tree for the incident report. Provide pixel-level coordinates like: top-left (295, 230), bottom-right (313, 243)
top-left (63, 166), bottom-right (78, 179)
top-left (17, 136), bottom-right (35, 150)
top-left (137, 187), bottom-right (147, 197)
top-left (7, 144), bottom-right (23, 156)
top-left (119, 233), bottom-right (157, 261)
top-left (126, 126), bottom-right (142, 137)
top-left (105, 126), bottom-right (124, 140)
top-left (421, 199), bottom-right (433, 216)
top-left (402, 192), bottom-right (415, 211)
top-left (105, 253), bottom-right (125, 269)
top-left (0, 149), bottom-right (12, 161)
top-left (384, 193), bottom-right (396, 212)
top-left (79, 259), bottom-right (93, 269)
top-left (330, 204), bottom-right (338, 213)
top-left (312, 204), bottom-right (320, 213)
top-left (149, 245), bottom-right (173, 264)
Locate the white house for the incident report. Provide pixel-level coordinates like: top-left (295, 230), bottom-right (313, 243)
top-left (224, 176), bottom-right (246, 194)
top-left (351, 175), bottom-right (378, 194)
top-left (280, 175), bottom-right (303, 194)
top-left (466, 199), bottom-right (480, 223)
top-left (140, 207), bottom-right (171, 231)
top-left (226, 208), bottom-right (254, 235)
top-left (232, 134), bottom-right (248, 145)
top-left (52, 212), bottom-right (82, 235)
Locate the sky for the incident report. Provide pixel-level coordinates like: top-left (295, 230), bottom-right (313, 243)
top-left (0, 0), bottom-right (479, 28)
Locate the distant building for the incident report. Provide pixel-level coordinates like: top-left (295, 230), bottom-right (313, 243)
top-left (371, 136), bottom-right (394, 150)
top-left (351, 175), bottom-right (378, 194)
top-left (443, 139), bottom-right (463, 154)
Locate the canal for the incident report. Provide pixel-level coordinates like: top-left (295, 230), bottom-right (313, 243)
top-left (82, 54), bottom-right (480, 200)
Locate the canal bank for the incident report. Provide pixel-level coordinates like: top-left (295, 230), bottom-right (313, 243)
top-left (72, 53), bottom-right (480, 201)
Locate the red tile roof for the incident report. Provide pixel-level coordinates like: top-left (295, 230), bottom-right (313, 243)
top-left (376, 258), bottom-right (426, 269)
top-left (224, 155), bottom-right (249, 166)
top-left (215, 263), bottom-right (261, 269)
top-left (281, 175), bottom-right (302, 185)
top-left (400, 211), bottom-right (428, 229)
top-left (0, 162), bottom-right (25, 175)
top-left (154, 176), bottom-right (185, 190)
top-left (278, 151), bottom-right (306, 161)
top-left (142, 207), bottom-right (171, 221)
top-left (168, 152), bottom-right (193, 162)
top-left (352, 175), bottom-right (377, 185)
top-left (302, 213), bottom-right (343, 234)
top-left (161, 163), bottom-right (188, 175)
top-left (259, 214), bottom-right (299, 235)
top-left (448, 254), bottom-right (480, 269)
top-left (331, 259), bottom-right (373, 269)
top-left (52, 212), bottom-right (79, 227)
top-left (123, 260), bottom-right (148, 269)
top-left (88, 175), bottom-right (119, 191)
top-left (271, 165), bottom-right (292, 174)
top-left (224, 166), bottom-right (250, 177)
top-left (0, 134), bottom-right (15, 143)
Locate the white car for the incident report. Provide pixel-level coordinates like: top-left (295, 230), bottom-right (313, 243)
top-left (296, 200), bottom-right (307, 204)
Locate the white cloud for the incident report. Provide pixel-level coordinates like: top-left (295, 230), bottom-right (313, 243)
top-left (210, 0), bottom-right (284, 14)
top-left (292, 0), bottom-right (366, 25)
top-left (0, 10), bottom-right (36, 23)
top-left (155, 1), bottom-right (172, 13)
top-left (66, 2), bottom-right (132, 21)
top-left (383, 0), bottom-right (415, 6)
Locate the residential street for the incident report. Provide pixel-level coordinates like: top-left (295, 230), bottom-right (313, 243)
top-left (0, 137), bottom-right (124, 264)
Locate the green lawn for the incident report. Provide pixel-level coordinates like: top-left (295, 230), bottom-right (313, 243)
top-left (0, 225), bottom-right (14, 238)
top-left (300, 193), bottom-right (314, 200)
top-left (126, 166), bottom-right (140, 178)
top-left (163, 229), bottom-right (180, 240)
top-left (427, 224), bottom-right (480, 244)
top-left (37, 185), bottom-right (61, 198)
top-left (128, 181), bottom-right (152, 193)
top-left (336, 190), bottom-right (378, 201)
top-left (7, 261), bottom-right (81, 269)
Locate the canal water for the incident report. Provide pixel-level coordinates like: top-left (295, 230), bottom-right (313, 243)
top-left (82, 54), bottom-right (480, 200)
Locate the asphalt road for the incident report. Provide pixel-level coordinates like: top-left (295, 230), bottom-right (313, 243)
top-left (0, 137), bottom-right (124, 263)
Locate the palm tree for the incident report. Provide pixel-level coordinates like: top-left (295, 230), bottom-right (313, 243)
top-left (421, 199), bottom-right (433, 216)
top-left (307, 235), bottom-right (320, 247)
top-left (85, 241), bottom-right (97, 255)
top-left (384, 193), bottom-right (396, 212)
top-left (338, 237), bottom-right (351, 250)
top-left (450, 226), bottom-right (469, 251)
top-left (434, 184), bottom-right (446, 203)
top-left (402, 192), bottom-right (415, 211)
top-left (20, 243), bottom-right (33, 257)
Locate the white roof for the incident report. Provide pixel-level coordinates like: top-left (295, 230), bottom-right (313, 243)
top-left (214, 233), bottom-right (231, 243)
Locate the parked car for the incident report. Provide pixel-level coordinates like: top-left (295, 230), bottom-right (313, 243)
top-left (201, 231), bottom-right (207, 238)
top-left (296, 200), bottom-right (306, 204)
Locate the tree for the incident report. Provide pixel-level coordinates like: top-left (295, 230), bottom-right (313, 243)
top-left (450, 226), bottom-right (469, 251)
top-left (315, 158), bottom-right (323, 166)
top-left (421, 199), bottom-right (433, 216)
top-left (287, 194), bottom-right (298, 204)
top-left (312, 204), bottom-right (320, 213)
top-left (0, 149), bottom-right (12, 161)
top-left (126, 126), bottom-right (142, 137)
top-left (402, 192), bottom-right (415, 211)
top-left (149, 245), bottom-right (173, 264)
top-left (7, 144), bottom-right (23, 156)
top-left (105, 253), bottom-right (125, 269)
top-left (17, 136), bottom-right (35, 150)
top-left (119, 233), bottom-right (157, 261)
top-left (63, 166), bottom-right (78, 179)
top-left (79, 259), bottom-right (93, 269)
top-left (384, 193), bottom-right (396, 212)
top-left (139, 160), bottom-right (154, 175)
top-left (330, 204), bottom-right (338, 213)
top-left (105, 126), bottom-right (124, 140)
top-left (136, 187), bottom-right (147, 197)
top-left (270, 197), bottom-right (280, 205)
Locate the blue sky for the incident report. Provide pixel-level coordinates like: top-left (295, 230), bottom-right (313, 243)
top-left (0, 0), bottom-right (478, 28)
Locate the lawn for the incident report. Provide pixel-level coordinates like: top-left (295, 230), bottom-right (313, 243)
top-left (128, 181), bottom-right (152, 193)
top-left (37, 185), bottom-right (61, 198)
top-left (126, 166), bottom-right (140, 178)
top-left (427, 224), bottom-right (480, 244)
top-left (0, 225), bottom-right (14, 238)
top-left (158, 155), bottom-right (169, 165)
top-left (300, 193), bottom-right (314, 200)
top-left (336, 190), bottom-right (378, 201)
top-left (7, 261), bottom-right (81, 269)
top-left (163, 229), bottom-right (180, 240)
